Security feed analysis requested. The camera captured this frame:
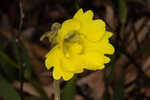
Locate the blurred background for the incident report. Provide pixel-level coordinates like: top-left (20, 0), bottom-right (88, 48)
top-left (0, 0), bottom-right (150, 100)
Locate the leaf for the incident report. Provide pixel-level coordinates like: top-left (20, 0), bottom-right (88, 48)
top-left (10, 36), bottom-right (49, 100)
top-left (104, 52), bottom-right (121, 100)
top-left (21, 45), bottom-right (32, 79)
top-left (118, 0), bottom-right (127, 39)
top-left (118, 0), bottom-right (127, 24)
top-left (74, 0), bottom-right (80, 10)
top-left (0, 41), bottom-right (8, 50)
top-left (105, 51), bottom-right (121, 86)
top-left (11, 36), bottom-right (20, 66)
top-left (0, 59), bottom-right (18, 81)
top-left (105, 55), bottom-right (115, 86)
top-left (113, 75), bottom-right (124, 100)
top-left (62, 76), bottom-right (76, 100)
top-left (11, 36), bottom-right (32, 79)
top-left (0, 50), bottom-right (19, 69)
top-left (0, 76), bottom-right (21, 100)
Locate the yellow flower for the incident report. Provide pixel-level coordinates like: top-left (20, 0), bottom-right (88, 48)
top-left (45, 9), bottom-right (115, 81)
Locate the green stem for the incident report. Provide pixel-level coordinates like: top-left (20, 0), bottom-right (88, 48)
top-left (54, 80), bottom-right (60, 100)
top-left (62, 76), bottom-right (77, 100)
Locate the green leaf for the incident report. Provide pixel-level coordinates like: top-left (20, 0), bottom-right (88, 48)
top-left (0, 40), bottom-right (8, 50)
top-left (62, 76), bottom-right (76, 100)
top-left (11, 36), bottom-right (20, 66)
top-left (11, 35), bottom-right (32, 79)
top-left (118, 0), bottom-right (127, 39)
top-left (24, 96), bottom-right (38, 100)
top-left (104, 51), bottom-right (122, 100)
top-left (0, 76), bottom-right (21, 100)
top-left (105, 51), bottom-right (121, 86)
top-left (74, 0), bottom-right (80, 10)
top-left (21, 45), bottom-right (32, 79)
top-left (11, 36), bottom-right (31, 79)
top-left (118, 0), bottom-right (127, 24)
top-left (105, 55), bottom-right (115, 86)
top-left (0, 59), bottom-right (18, 81)
top-left (0, 50), bottom-right (19, 69)
top-left (113, 75), bottom-right (124, 100)
top-left (10, 36), bottom-right (49, 100)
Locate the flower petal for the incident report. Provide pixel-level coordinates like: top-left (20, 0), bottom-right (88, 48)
top-left (58, 19), bottom-right (80, 51)
top-left (97, 65), bottom-right (105, 70)
top-left (73, 9), bottom-right (84, 19)
top-left (45, 46), bottom-right (62, 69)
top-left (61, 56), bottom-right (84, 73)
top-left (79, 19), bottom-right (105, 41)
top-left (82, 31), bottom-right (115, 55)
top-left (104, 56), bottom-right (111, 63)
top-left (99, 32), bottom-right (115, 54)
top-left (53, 66), bottom-right (74, 80)
top-left (59, 19), bottom-right (80, 35)
top-left (53, 67), bottom-right (62, 80)
top-left (69, 43), bottom-right (83, 55)
top-left (103, 31), bottom-right (113, 39)
top-left (99, 42), bottom-right (115, 54)
top-left (73, 9), bottom-right (104, 41)
top-left (74, 9), bottom-right (93, 21)
top-left (62, 72), bottom-right (74, 81)
top-left (81, 52), bottom-right (105, 70)
top-left (84, 10), bottom-right (94, 20)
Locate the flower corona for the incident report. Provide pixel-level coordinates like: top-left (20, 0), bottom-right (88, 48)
top-left (44, 9), bottom-right (115, 80)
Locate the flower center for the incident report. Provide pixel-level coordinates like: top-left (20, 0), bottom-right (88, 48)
top-left (63, 31), bottom-right (83, 58)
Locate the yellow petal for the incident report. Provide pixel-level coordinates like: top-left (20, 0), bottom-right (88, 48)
top-left (61, 56), bottom-right (84, 73)
top-left (62, 72), bottom-right (74, 81)
top-left (97, 65), bottom-right (105, 70)
top-left (69, 43), bottom-right (83, 54)
top-left (99, 32), bottom-right (115, 54)
top-left (84, 10), bottom-right (94, 20)
top-left (81, 52), bottom-right (105, 70)
top-left (99, 43), bottom-right (115, 54)
top-left (79, 19), bottom-right (105, 41)
top-left (74, 9), bottom-right (93, 21)
top-left (104, 56), bottom-right (111, 63)
top-left (53, 67), bottom-right (62, 80)
top-left (60, 19), bottom-right (80, 35)
top-left (45, 46), bottom-right (62, 69)
top-left (82, 31), bottom-right (115, 54)
top-left (104, 31), bottom-right (113, 39)
top-left (53, 67), bottom-right (74, 80)
top-left (73, 9), bottom-right (103, 41)
top-left (73, 9), bottom-right (84, 19)
top-left (58, 19), bottom-right (80, 51)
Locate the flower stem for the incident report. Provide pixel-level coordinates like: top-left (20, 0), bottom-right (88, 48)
top-left (54, 80), bottom-right (60, 100)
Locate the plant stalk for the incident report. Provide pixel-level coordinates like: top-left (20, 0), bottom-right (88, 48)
top-left (54, 80), bottom-right (60, 100)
